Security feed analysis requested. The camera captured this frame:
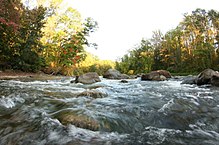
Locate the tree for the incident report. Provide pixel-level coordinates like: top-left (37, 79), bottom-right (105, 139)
top-left (40, 2), bottom-right (98, 75)
top-left (179, 9), bottom-right (219, 71)
top-left (116, 39), bottom-right (154, 74)
top-left (11, 5), bottom-right (46, 71)
top-left (0, 0), bottom-right (20, 30)
top-left (151, 30), bottom-right (164, 70)
top-left (0, 0), bottom-right (21, 69)
top-left (117, 9), bottom-right (219, 74)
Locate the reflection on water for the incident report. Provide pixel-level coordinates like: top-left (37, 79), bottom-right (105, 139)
top-left (0, 77), bottom-right (219, 145)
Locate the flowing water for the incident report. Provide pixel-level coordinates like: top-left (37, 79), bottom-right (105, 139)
top-left (0, 77), bottom-right (219, 145)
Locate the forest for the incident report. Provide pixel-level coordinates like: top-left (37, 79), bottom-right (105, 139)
top-left (116, 9), bottom-right (219, 75)
top-left (0, 0), bottom-right (114, 76)
top-left (1, 0), bottom-right (219, 76)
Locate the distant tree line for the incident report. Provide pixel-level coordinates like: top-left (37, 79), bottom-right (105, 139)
top-left (116, 9), bottom-right (219, 74)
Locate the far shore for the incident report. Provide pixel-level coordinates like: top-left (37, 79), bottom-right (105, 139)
top-left (0, 70), bottom-right (67, 80)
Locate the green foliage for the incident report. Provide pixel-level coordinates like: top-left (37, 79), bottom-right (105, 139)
top-left (116, 39), bottom-right (154, 74)
top-left (0, 0), bottom-right (98, 73)
top-left (2, 4), bottom-right (218, 75)
top-left (0, 1), bottom-right (46, 72)
top-left (41, 3), bottom-right (98, 74)
top-left (76, 53), bottom-right (115, 75)
top-left (117, 9), bottom-right (219, 74)
top-left (13, 6), bottom-right (46, 71)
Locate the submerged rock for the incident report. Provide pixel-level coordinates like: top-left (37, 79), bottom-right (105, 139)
top-left (76, 90), bottom-right (107, 98)
top-left (120, 80), bottom-right (128, 83)
top-left (52, 110), bottom-right (100, 131)
top-left (103, 69), bottom-right (130, 79)
top-left (73, 72), bottom-right (101, 84)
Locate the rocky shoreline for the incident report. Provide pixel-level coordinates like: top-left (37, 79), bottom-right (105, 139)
top-left (2, 68), bottom-right (219, 87)
top-left (0, 70), bottom-right (63, 80)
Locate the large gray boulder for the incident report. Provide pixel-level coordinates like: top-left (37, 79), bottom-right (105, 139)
top-left (181, 69), bottom-right (219, 87)
top-left (196, 69), bottom-right (217, 86)
top-left (141, 70), bottom-right (171, 81)
top-left (103, 69), bottom-right (130, 79)
top-left (74, 72), bottom-right (101, 84)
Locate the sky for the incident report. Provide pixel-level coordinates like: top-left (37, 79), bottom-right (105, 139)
top-left (64, 0), bottom-right (219, 61)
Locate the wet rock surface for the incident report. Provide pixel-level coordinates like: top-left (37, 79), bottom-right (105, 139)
top-left (74, 72), bottom-right (101, 84)
top-left (103, 69), bottom-right (130, 79)
top-left (141, 70), bottom-right (171, 81)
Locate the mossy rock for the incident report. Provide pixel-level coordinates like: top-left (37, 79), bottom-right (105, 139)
top-left (51, 109), bottom-right (100, 131)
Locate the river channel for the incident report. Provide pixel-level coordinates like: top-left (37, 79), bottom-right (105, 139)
top-left (0, 77), bottom-right (219, 145)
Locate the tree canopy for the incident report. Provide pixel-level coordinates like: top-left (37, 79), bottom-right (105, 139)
top-left (1, 2), bottom-right (218, 76)
top-left (116, 8), bottom-right (219, 75)
top-left (0, 0), bottom-right (99, 74)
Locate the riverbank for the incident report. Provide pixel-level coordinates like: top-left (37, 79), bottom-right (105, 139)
top-left (0, 70), bottom-right (64, 80)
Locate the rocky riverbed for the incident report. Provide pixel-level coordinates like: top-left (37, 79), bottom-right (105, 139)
top-left (0, 75), bottom-right (219, 145)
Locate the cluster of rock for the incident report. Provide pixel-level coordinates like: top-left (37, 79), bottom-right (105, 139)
top-left (65, 68), bottom-right (219, 130)
top-left (181, 68), bottom-right (219, 87)
top-left (71, 69), bottom-right (173, 85)
top-left (71, 69), bottom-right (131, 84)
top-left (70, 68), bottom-right (219, 87)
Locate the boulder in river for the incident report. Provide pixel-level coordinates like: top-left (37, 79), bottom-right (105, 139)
top-left (52, 110), bottom-right (100, 131)
top-left (196, 69), bottom-right (217, 86)
top-left (141, 70), bottom-right (171, 81)
top-left (120, 80), bottom-right (128, 83)
top-left (103, 69), bottom-right (130, 79)
top-left (197, 69), bottom-right (216, 86)
top-left (76, 90), bottom-right (107, 98)
top-left (73, 72), bottom-right (101, 84)
top-left (210, 74), bottom-right (219, 87)
top-left (156, 70), bottom-right (172, 78)
top-left (181, 68), bottom-right (219, 87)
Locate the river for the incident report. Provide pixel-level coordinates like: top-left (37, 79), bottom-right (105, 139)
top-left (0, 77), bottom-right (219, 145)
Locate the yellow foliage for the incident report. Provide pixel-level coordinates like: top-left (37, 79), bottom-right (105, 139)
top-left (77, 52), bottom-right (115, 75)
top-left (79, 52), bottom-right (115, 68)
top-left (128, 70), bottom-right (134, 75)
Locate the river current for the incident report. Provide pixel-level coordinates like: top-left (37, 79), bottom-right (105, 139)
top-left (0, 77), bottom-right (219, 145)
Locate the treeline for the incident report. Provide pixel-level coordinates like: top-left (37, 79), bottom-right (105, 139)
top-left (0, 0), bottom-right (113, 75)
top-left (116, 9), bottom-right (219, 74)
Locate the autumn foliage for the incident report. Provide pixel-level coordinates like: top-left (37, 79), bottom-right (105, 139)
top-left (0, 0), bottom-right (20, 30)
top-left (0, 0), bottom-right (98, 74)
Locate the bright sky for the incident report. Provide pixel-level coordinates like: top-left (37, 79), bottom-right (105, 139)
top-left (64, 0), bottom-right (219, 61)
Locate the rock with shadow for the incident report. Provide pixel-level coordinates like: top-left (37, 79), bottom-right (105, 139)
top-left (141, 70), bottom-right (171, 81)
top-left (51, 109), bottom-right (100, 131)
top-left (103, 69), bottom-right (130, 79)
top-left (71, 72), bottom-right (101, 84)
top-left (181, 68), bottom-right (219, 87)
top-left (196, 68), bottom-right (217, 86)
